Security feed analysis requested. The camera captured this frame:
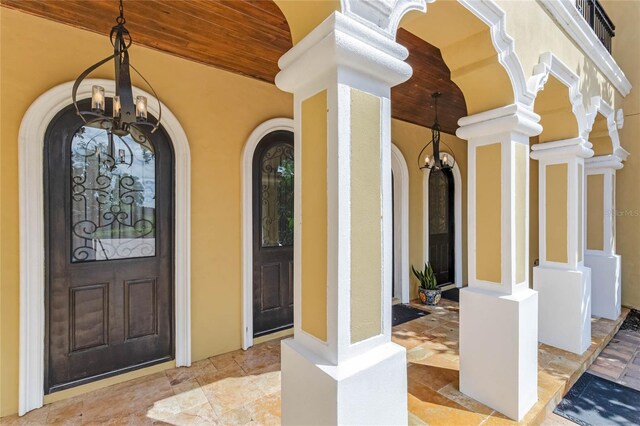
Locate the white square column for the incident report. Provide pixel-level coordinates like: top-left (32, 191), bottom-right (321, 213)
top-left (456, 104), bottom-right (542, 421)
top-left (585, 155), bottom-right (624, 320)
top-left (274, 12), bottom-right (417, 425)
top-left (530, 139), bottom-right (593, 354)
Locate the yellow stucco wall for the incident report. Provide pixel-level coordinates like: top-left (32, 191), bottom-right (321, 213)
top-left (587, 174), bottom-right (605, 251)
top-left (300, 91), bottom-right (328, 342)
top-left (534, 77), bottom-right (580, 143)
top-left (601, 0), bottom-right (640, 309)
top-left (476, 143), bottom-right (503, 284)
top-left (350, 89), bottom-right (382, 344)
top-left (273, 0), bottom-right (339, 43)
top-left (515, 144), bottom-right (527, 283)
top-left (0, 9), bottom-right (294, 416)
top-left (546, 163), bottom-right (569, 263)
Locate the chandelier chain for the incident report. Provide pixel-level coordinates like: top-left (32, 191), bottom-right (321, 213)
top-left (116, 0), bottom-right (126, 25)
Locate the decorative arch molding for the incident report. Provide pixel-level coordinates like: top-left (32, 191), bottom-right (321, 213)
top-left (340, 0), bottom-right (428, 38)
top-left (422, 160), bottom-right (463, 288)
top-left (587, 96), bottom-right (629, 162)
top-left (529, 52), bottom-right (589, 139)
top-left (18, 79), bottom-right (191, 415)
top-left (391, 143), bottom-right (410, 303)
top-left (457, 0), bottom-right (534, 108)
top-left (241, 118), bottom-right (294, 350)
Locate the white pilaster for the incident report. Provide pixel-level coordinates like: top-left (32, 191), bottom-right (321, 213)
top-left (585, 155), bottom-right (624, 320)
top-left (457, 104), bottom-right (541, 421)
top-left (530, 138), bottom-right (593, 354)
top-left (275, 12), bottom-right (414, 425)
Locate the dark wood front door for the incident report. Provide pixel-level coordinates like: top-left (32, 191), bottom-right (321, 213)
top-left (252, 131), bottom-right (294, 337)
top-left (44, 100), bottom-right (174, 393)
top-left (428, 169), bottom-right (455, 285)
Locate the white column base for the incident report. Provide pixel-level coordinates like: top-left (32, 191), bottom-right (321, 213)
top-left (281, 339), bottom-right (408, 426)
top-left (586, 253), bottom-right (622, 320)
top-left (533, 265), bottom-right (592, 354)
top-left (460, 287), bottom-right (538, 421)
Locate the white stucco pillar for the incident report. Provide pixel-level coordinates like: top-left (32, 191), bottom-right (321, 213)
top-left (585, 155), bottom-right (624, 320)
top-left (274, 12), bottom-right (415, 425)
top-left (530, 138), bottom-right (593, 354)
top-left (456, 104), bottom-right (541, 421)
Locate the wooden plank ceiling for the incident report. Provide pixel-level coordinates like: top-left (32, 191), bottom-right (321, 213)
top-left (1, 0), bottom-right (466, 134)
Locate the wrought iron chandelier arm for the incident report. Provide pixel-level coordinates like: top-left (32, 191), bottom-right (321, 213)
top-left (417, 140), bottom-right (433, 170)
top-left (129, 63), bottom-right (163, 133)
top-left (72, 51), bottom-right (123, 122)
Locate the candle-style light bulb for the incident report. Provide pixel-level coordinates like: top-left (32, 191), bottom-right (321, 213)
top-left (424, 155), bottom-right (431, 166)
top-left (136, 96), bottom-right (148, 121)
top-left (113, 95), bottom-right (121, 118)
top-left (442, 155), bottom-right (448, 165)
top-left (91, 85), bottom-right (105, 114)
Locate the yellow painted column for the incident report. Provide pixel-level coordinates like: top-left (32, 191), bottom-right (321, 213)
top-left (585, 155), bottom-right (624, 320)
top-left (456, 104), bottom-right (542, 421)
top-left (530, 138), bottom-right (593, 355)
top-left (274, 11), bottom-right (417, 425)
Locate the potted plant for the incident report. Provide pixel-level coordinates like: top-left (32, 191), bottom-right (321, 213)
top-left (411, 262), bottom-right (441, 305)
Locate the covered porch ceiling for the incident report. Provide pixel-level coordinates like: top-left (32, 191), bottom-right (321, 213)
top-left (1, 0), bottom-right (467, 134)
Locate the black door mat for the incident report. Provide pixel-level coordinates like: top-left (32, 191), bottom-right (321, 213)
top-left (392, 304), bottom-right (429, 327)
top-left (553, 372), bottom-right (640, 425)
top-left (621, 309), bottom-right (640, 332)
top-left (441, 288), bottom-right (459, 302)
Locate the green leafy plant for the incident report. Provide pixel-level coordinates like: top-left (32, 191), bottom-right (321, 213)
top-left (411, 262), bottom-right (438, 290)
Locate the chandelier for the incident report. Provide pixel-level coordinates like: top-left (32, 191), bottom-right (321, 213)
top-left (418, 92), bottom-right (455, 171)
top-left (71, 0), bottom-right (161, 141)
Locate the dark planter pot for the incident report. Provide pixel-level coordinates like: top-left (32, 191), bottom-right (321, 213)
top-left (418, 287), bottom-right (441, 306)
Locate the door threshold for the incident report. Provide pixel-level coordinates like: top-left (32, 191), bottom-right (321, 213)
top-left (438, 283), bottom-right (457, 291)
top-left (252, 327), bottom-right (294, 346)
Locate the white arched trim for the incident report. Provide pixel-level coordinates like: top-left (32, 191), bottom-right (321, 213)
top-left (390, 144), bottom-right (410, 304)
top-left (529, 52), bottom-right (589, 139)
top-left (422, 161), bottom-right (463, 288)
top-left (587, 96), bottom-right (630, 162)
top-left (18, 79), bottom-right (191, 415)
top-left (241, 118), bottom-right (294, 350)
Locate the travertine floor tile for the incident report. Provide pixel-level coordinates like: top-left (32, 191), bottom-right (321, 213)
top-left (1, 303), bottom-right (628, 426)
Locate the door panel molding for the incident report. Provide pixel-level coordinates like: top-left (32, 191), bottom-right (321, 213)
top-left (423, 162), bottom-right (463, 288)
top-left (18, 79), bottom-right (191, 415)
top-left (242, 118), bottom-right (294, 350)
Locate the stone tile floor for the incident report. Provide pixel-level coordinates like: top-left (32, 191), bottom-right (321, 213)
top-left (586, 311), bottom-right (640, 391)
top-left (2, 299), bottom-right (627, 425)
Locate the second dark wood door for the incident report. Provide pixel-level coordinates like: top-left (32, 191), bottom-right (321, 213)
top-left (428, 169), bottom-right (455, 285)
top-left (45, 100), bottom-right (174, 393)
top-left (252, 131), bottom-right (294, 337)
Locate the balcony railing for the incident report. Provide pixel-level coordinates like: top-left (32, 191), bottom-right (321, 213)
top-left (575, 0), bottom-right (615, 52)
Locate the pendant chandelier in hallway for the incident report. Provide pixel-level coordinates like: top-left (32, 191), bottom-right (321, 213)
top-left (71, 0), bottom-right (161, 140)
top-left (418, 92), bottom-right (456, 171)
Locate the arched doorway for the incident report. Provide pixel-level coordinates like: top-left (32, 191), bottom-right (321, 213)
top-left (242, 118), bottom-right (294, 350)
top-left (423, 163), bottom-right (462, 288)
top-left (18, 79), bottom-right (191, 414)
top-left (252, 130), bottom-right (295, 337)
top-left (428, 169), bottom-right (455, 285)
top-left (44, 99), bottom-right (174, 393)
